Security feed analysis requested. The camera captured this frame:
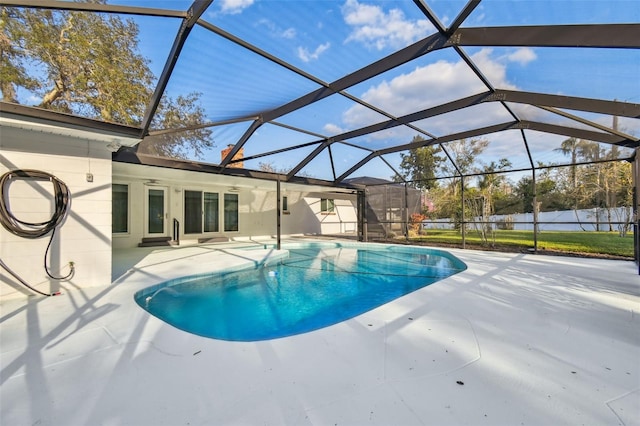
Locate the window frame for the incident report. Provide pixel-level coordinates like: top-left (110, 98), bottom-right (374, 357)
top-left (112, 183), bottom-right (130, 234)
top-left (184, 189), bottom-right (203, 234)
top-left (224, 193), bottom-right (239, 232)
top-left (203, 191), bottom-right (219, 233)
top-left (320, 198), bottom-right (335, 214)
top-left (184, 189), bottom-right (220, 234)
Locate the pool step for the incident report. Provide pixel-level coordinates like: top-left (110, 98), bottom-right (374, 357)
top-left (197, 236), bottom-right (230, 243)
top-left (138, 237), bottom-right (178, 247)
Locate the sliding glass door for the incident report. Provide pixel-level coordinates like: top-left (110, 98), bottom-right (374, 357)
top-left (184, 190), bottom-right (219, 234)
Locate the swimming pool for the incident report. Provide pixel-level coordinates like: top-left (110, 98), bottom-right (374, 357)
top-left (134, 242), bottom-right (466, 341)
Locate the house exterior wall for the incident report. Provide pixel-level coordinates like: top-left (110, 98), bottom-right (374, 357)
top-left (301, 196), bottom-right (358, 234)
top-left (1, 126), bottom-right (113, 298)
top-left (112, 163), bottom-right (281, 248)
top-left (0, 124), bottom-right (360, 298)
top-left (112, 163), bottom-right (358, 247)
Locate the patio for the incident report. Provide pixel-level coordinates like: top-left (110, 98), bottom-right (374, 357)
top-left (1, 241), bottom-right (638, 425)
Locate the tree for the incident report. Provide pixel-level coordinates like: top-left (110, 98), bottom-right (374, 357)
top-left (468, 159), bottom-right (512, 242)
top-left (441, 138), bottom-right (490, 176)
top-left (258, 160), bottom-right (313, 178)
top-left (258, 161), bottom-right (284, 173)
top-left (511, 173), bottom-right (568, 214)
top-left (477, 159), bottom-right (511, 192)
top-left (0, 8), bottom-right (38, 102)
top-left (555, 137), bottom-right (633, 232)
top-left (395, 136), bottom-right (444, 190)
top-left (424, 138), bottom-right (495, 230)
top-left (138, 93), bottom-right (214, 159)
top-left (610, 160), bottom-right (634, 236)
top-left (555, 137), bottom-right (580, 190)
top-left (555, 138), bottom-right (604, 208)
top-left (594, 145), bottom-right (633, 232)
top-left (1, 4), bottom-right (213, 158)
top-left (439, 138), bottom-right (490, 229)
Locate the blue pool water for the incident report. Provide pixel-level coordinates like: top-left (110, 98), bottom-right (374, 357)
top-left (134, 243), bottom-right (466, 341)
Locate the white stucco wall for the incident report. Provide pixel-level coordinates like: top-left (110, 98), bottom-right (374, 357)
top-left (301, 196), bottom-right (358, 235)
top-left (1, 125), bottom-right (114, 298)
top-left (112, 163), bottom-right (359, 247)
top-left (112, 163), bottom-right (284, 248)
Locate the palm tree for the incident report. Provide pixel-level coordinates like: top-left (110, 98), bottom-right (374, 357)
top-left (555, 137), bottom-right (579, 190)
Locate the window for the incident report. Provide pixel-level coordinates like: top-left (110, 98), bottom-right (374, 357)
top-left (184, 190), bottom-right (202, 234)
top-left (112, 184), bottom-right (128, 233)
top-left (185, 191), bottom-right (219, 234)
top-left (320, 198), bottom-right (335, 213)
top-left (224, 193), bottom-right (238, 232)
top-left (282, 196), bottom-right (288, 212)
top-left (204, 192), bottom-right (219, 232)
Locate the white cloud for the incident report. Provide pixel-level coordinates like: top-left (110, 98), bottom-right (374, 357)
top-left (256, 19), bottom-right (297, 39)
top-left (219, 0), bottom-right (254, 15)
top-left (27, 94), bottom-right (42, 105)
top-left (256, 18), bottom-right (276, 32)
top-left (471, 49), bottom-right (518, 91)
top-left (281, 28), bottom-right (296, 39)
top-left (343, 49), bottom-right (516, 128)
top-left (506, 48), bottom-right (537, 65)
top-left (323, 123), bottom-right (345, 135)
top-left (297, 42), bottom-right (331, 63)
top-left (330, 49), bottom-right (524, 141)
top-left (341, 0), bottom-right (434, 50)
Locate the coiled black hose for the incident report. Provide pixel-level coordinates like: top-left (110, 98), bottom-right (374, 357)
top-left (0, 169), bottom-right (74, 296)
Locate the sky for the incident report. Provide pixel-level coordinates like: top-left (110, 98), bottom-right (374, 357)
top-left (15, 0), bottom-right (640, 183)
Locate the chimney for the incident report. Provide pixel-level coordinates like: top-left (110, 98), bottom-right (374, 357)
top-left (221, 144), bottom-right (244, 168)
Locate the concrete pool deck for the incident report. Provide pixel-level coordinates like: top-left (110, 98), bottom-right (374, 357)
top-left (1, 240), bottom-right (639, 425)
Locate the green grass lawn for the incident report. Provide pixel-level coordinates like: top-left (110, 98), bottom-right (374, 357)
top-left (407, 229), bottom-right (635, 258)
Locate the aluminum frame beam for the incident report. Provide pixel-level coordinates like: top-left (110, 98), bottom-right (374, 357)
top-left (139, 0), bottom-right (212, 137)
top-left (0, 101), bottom-right (141, 139)
top-left (284, 89), bottom-right (640, 154)
top-left (219, 119), bottom-right (263, 167)
top-left (284, 90), bottom-right (640, 182)
top-left (5, 1), bottom-right (639, 189)
top-left (262, 32), bottom-right (449, 123)
top-left (378, 119), bottom-right (635, 156)
top-left (450, 24), bottom-right (640, 49)
top-left (492, 90), bottom-right (640, 118)
top-left (0, 0), bottom-right (186, 18)
top-left (520, 121), bottom-right (635, 147)
top-left (412, 0), bottom-right (446, 33)
top-left (333, 118), bottom-right (638, 183)
top-left (112, 149), bottom-right (355, 189)
top-left (446, 0), bottom-right (481, 35)
top-left (538, 105), bottom-right (639, 141)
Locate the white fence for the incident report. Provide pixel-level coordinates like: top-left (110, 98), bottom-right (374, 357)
top-left (423, 207), bottom-right (634, 232)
